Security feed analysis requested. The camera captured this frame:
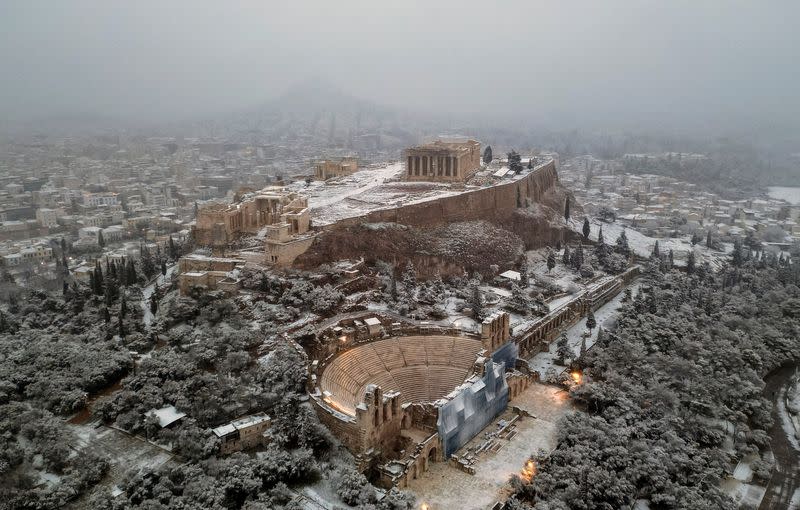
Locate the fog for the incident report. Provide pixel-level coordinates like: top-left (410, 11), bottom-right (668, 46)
top-left (1, 0), bottom-right (798, 132)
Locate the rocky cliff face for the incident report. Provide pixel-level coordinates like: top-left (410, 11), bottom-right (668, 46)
top-left (295, 162), bottom-right (582, 275)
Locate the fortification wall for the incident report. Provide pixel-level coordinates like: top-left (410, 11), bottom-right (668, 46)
top-left (326, 161), bottom-right (558, 230)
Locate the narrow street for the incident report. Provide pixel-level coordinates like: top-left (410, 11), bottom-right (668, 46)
top-left (759, 363), bottom-right (800, 510)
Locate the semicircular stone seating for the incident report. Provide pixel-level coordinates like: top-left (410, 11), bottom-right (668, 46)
top-left (319, 335), bottom-right (483, 416)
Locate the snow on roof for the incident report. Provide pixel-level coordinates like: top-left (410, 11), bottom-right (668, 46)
top-left (499, 270), bottom-right (521, 281)
top-left (364, 317), bottom-right (381, 327)
top-left (231, 414), bottom-right (270, 430)
top-left (212, 423), bottom-right (237, 437)
top-left (147, 405), bottom-right (186, 428)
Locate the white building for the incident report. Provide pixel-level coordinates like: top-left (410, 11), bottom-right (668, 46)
top-left (82, 192), bottom-right (118, 208)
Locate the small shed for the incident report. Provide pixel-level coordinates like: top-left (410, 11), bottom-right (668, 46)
top-left (147, 405), bottom-right (186, 428)
top-left (499, 270), bottom-right (521, 282)
top-left (364, 317), bottom-right (382, 336)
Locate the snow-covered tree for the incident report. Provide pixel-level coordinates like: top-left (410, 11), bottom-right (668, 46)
top-left (506, 283), bottom-right (532, 315)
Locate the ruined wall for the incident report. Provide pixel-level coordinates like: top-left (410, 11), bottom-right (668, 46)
top-left (310, 395), bottom-right (362, 452)
top-left (328, 161), bottom-right (558, 230)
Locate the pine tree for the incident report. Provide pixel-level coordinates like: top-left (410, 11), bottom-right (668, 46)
top-left (555, 334), bottom-right (573, 364)
top-left (125, 259), bottom-right (138, 286)
top-left (161, 260), bottom-right (167, 276)
top-left (527, 158), bottom-right (533, 169)
top-left (573, 242), bottom-right (584, 269)
top-left (98, 230), bottom-right (105, 248)
top-left (586, 310), bottom-right (596, 331)
top-left (194, 201), bottom-right (199, 218)
top-left (150, 293), bottom-right (158, 315)
top-left (507, 283), bottom-right (532, 315)
top-left (508, 151), bottom-right (523, 174)
top-left (390, 274), bottom-right (398, 302)
top-left (470, 284), bottom-right (483, 321)
top-left (706, 230), bottom-right (713, 248)
top-left (582, 218), bottom-right (590, 239)
top-left (597, 225), bottom-right (604, 245)
top-left (483, 145), bottom-right (493, 165)
top-left (651, 240), bottom-right (660, 259)
top-left (141, 244), bottom-right (155, 279)
top-left (579, 334), bottom-right (587, 358)
top-left (104, 279), bottom-right (114, 306)
top-left (94, 262), bottom-right (104, 296)
top-left (687, 250), bottom-right (696, 274)
top-left (402, 261), bottom-right (416, 292)
top-left (564, 197), bottom-right (571, 221)
top-left (118, 295), bottom-right (127, 338)
top-left (547, 251), bottom-right (556, 272)
top-left (732, 238), bottom-right (743, 267)
top-left (615, 230), bottom-right (631, 257)
top-left (691, 232), bottom-right (701, 246)
top-left (668, 249), bottom-right (674, 267)
top-left (562, 245), bottom-right (571, 265)
top-left (168, 236), bottom-right (177, 260)
top-left (520, 261), bottom-right (530, 287)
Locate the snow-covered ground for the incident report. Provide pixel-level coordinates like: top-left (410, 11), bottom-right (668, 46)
top-left (141, 263), bottom-right (177, 328)
top-left (406, 384), bottom-right (572, 510)
top-left (779, 373), bottom-right (800, 452)
top-left (583, 218), bottom-right (731, 270)
top-left (527, 282), bottom-right (639, 376)
top-left (293, 160), bottom-right (550, 226)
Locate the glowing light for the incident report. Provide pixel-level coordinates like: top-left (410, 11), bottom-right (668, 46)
top-left (420, 504), bottom-right (430, 510)
top-left (520, 459), bottom-right (537, 482)
top-left (339, 336), bottom-right (347, 342)
top-left (571, 371), bottom-right (582, 384)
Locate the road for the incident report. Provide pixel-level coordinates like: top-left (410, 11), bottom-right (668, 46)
top-left (759, 362), bottom-right (800, 510)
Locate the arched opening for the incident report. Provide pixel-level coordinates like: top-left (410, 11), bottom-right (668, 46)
top-left (428, 447), bottom-right (437, 464)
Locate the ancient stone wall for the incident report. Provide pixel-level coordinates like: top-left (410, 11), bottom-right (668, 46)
top-left (310, 395), bottom-right (362, 452)
top-left (327, 161), bottom-right (558, 230)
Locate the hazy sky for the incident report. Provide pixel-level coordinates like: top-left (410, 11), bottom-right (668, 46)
top-left (1, 1), bottom-right (798, 130)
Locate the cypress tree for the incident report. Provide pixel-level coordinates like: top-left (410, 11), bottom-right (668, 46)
top-left (687, 251), bottom-right (696, 274)
top-left (547, 251), bottom-right (556, 272)
top-left (582, 218), bottom-right (590, 239)
top-left (562, 245), bottom-right (571, 265)
top-left (564, 197), bottom-right (571, 221)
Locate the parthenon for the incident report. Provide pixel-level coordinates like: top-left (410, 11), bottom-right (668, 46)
top-left (404, 139), bottom-right (481, 183)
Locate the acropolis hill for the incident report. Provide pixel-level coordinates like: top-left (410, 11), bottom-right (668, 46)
top-left (190, 141), bottom-right (572, 275)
